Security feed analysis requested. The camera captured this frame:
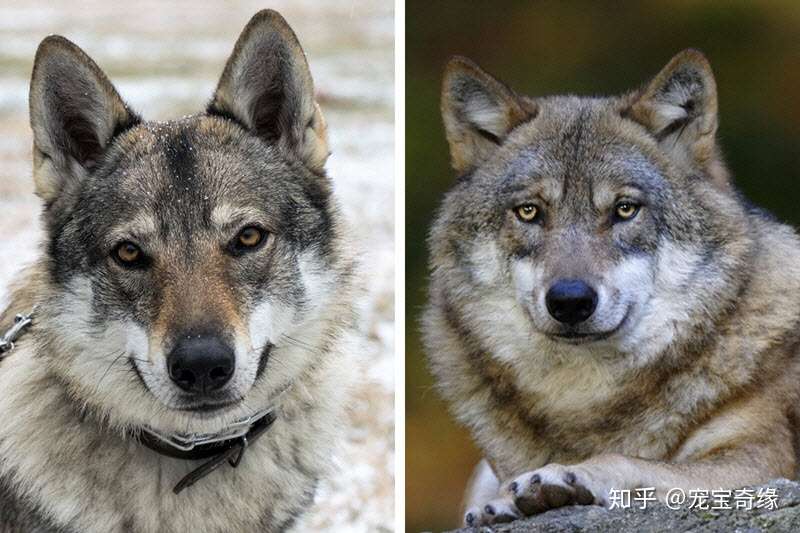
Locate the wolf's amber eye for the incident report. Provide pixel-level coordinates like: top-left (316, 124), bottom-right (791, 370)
top-left (514, 204), bottom-right (539, 223)
top-left (227, 226), bottom-right (269, 256)
top-left (237, 227), bottom-right (263, 248)
top-left (114, 242), bottom-right (143, 266)
top-left (614, 201), bottom-right (640, 221)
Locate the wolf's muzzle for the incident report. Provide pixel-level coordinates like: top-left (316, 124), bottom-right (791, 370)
top-left (167, 334), bottom-right (235, 393)
top-left (545, 279), bottom-right (598, 325)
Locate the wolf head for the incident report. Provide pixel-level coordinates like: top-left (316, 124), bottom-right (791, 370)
top-left (430, 50), bottom-right (754, 366)
top-left (29, 10), bottom-right (353, 433)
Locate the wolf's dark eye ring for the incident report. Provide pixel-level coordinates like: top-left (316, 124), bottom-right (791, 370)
top-left (113, 242), bottom-right (144, 267)
top-left (229, 226), bottom-right (268, 255)
top-left (514, 204), bottom-right (539, 223)
top-left (614, 201), bottom-right (640, 221)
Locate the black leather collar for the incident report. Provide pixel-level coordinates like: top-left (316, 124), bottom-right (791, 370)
top-left (138, 410), bottom-right (277, 494)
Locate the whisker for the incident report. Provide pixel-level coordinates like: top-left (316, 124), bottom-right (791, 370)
top-left (278, 334), bottom-right (323, 356)
top-left (280, 334), bottom-right (317, 352)
top-left (97, 351), bottom-right (127, 385)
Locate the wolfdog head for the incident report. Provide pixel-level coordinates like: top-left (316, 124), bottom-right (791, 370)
top-left (29, 10), bottom-right (354, 433)
top-left (429, 50), bottom-right (754, 367)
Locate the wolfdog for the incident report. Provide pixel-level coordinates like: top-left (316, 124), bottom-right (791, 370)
top-left (424, 49), bottom-right (800, 526)
top-left (0, 10), bottom-right (359, 533)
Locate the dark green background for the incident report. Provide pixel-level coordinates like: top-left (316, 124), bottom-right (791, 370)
top-left (405, 1), bottom-right (800, 530)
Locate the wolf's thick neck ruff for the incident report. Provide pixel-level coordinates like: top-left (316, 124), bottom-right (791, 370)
top-left (2, 310), bottom-right (281, 494)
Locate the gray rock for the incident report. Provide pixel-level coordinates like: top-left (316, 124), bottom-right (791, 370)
top-left (447, 479), bottom-right (800, 533)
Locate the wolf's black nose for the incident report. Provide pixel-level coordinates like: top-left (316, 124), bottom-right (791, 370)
top-left (167, 335), bottom-right (235, 393)
top-left (545, 279), bottom-right (598, 325)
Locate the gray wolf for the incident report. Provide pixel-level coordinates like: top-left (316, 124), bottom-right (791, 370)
top-left (423, 49), bottom-right (800, 526)
top-left (0, 9), bottom-right (359, 532)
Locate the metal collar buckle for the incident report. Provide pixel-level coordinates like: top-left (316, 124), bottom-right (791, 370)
top-left (0, 306), bottom-right (37, 359)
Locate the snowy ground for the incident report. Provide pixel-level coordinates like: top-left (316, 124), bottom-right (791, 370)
top-left (0, 1), bottom-right (394, 531)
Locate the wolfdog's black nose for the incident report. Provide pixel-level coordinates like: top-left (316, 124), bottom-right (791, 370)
top-left (167, 335), bottom-right (235, 393)
top-left (545, 279), bottom-right (598, 325)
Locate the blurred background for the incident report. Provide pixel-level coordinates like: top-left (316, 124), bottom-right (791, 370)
top-left (406, 1), bottom-right (800, 530)
top-left (0, 1), bottom-right (393, 531)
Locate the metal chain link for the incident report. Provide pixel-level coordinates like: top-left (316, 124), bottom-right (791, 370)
top-left (0, 306), bottom-right (37, 360)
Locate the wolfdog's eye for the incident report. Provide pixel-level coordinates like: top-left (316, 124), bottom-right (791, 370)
top-left (238, 227), bottom-right (263, 247)
top-left (229, 226), bottom-right (267, 255)
top-left (514, 204), bottom-right (539, 223)
top-left (614, 201), bottom-right (640, 221)
top-left (113, 242), bottom-right (145, 267)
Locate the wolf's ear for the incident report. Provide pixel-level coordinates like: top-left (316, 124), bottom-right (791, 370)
top-left (626, 49), bottom-right (718, 167)
top-left (29, 36), bottom-right (139, 203)
top-left (208, 10), bottom-right (329, 173)
top-left (441, 57), bottom-right (534, 174)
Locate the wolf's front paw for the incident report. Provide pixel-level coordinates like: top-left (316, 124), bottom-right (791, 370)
top-left (508, 463), bottom-right (604, 516)
top-left (463, 499), bottom-right (520, 527)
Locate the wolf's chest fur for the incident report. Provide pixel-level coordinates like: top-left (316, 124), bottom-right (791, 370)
top-left (429, 315), bottom-right (679, 477)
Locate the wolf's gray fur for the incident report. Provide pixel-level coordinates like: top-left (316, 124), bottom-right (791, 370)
top-left (424, 50), bottom-right (800, 527)
top-left (0, 10), bottom-right (359, 533)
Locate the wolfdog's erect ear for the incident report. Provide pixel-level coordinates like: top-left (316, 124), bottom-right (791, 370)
top-left (626, 49), bottom-right (718, 167)
top-left (29, 36), bottom-right (139, 203)
top-left (208, 10), bottom-right (329, 173)
top-left (29, 35), bottom-right (140, 203)
top-left (441, 57), bottom-right (534, 174)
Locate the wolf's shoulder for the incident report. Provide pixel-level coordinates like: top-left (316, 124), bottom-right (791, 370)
top-left (747, 202), bottom-right (800, 258)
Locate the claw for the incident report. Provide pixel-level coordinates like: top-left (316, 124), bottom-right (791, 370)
top-left (483, 499), bottom-right (520, 524)
top-left (463, 506), bottom-right (483, 527)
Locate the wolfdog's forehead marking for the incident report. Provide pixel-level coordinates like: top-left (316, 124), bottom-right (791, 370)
top-left (115, 116), bottom-right (248, 178)
top-left (107, 119), bottom-right (255, 211)
top-left (114, 117), bottom-right (230, 161)
top-left (147, 123), bottom-right (226, 199)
